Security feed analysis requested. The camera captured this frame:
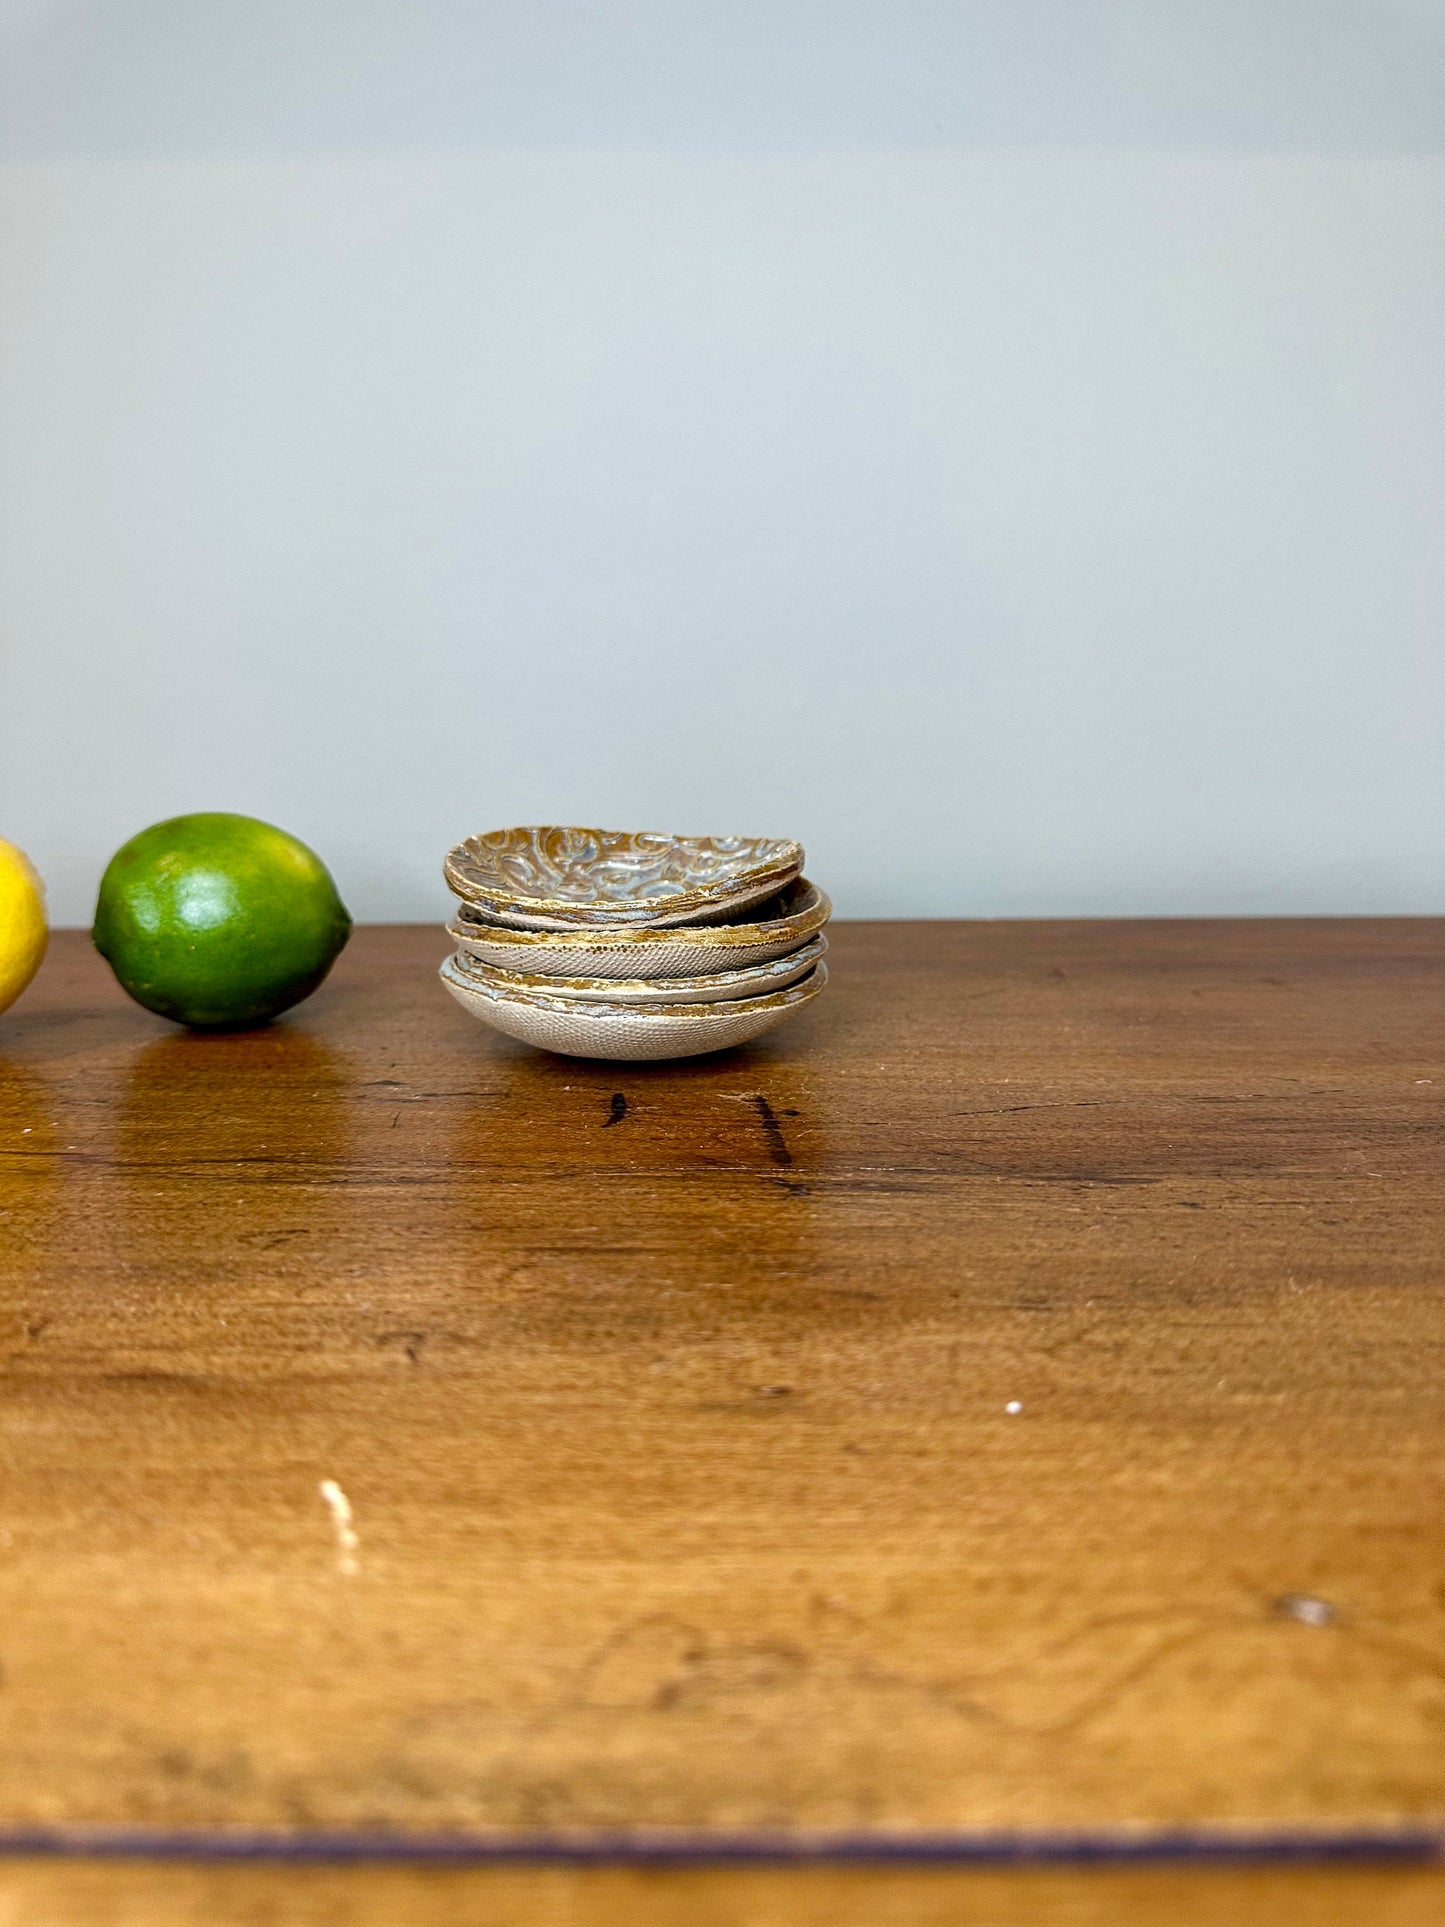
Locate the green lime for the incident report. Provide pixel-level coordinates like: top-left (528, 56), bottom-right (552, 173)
top-left (93, 813), bottom-right (351, 1029)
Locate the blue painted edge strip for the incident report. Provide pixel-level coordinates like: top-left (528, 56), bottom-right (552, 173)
top-left (0, 1827), bottom-right (1439, 1866)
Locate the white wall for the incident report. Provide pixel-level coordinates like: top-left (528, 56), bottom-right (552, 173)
top-left (2, 3), bottom-right (1442, 923)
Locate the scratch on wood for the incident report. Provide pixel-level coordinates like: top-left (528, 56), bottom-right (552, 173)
top-left (952, 1100), bottom-right (1118, 1119)
top-left (318, 1479), bottom-right (360, 1576)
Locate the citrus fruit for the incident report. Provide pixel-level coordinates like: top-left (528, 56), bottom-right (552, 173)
top-left (0, 837), bottom-right (48, 1017)
top-left (92, 813), bottom-right (351, 1029)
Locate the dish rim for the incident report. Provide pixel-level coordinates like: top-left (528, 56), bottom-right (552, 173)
top-left (441, 954), bottom-right (827, 1021)
top-left (451, 876), bottom-right (831, 953)
top-left (448, 932), bottom-right (828, 1000)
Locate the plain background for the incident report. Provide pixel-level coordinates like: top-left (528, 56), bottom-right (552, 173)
top-left (1, 1), bottom-right (1442, 925)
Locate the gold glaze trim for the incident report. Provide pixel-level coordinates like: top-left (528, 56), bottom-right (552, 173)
top-left (448, 933), bottom-right (828, 999)
top-left (452, 877), bottom-right (831, 952)
top-left (441, 955), bottom-right (827, 1021)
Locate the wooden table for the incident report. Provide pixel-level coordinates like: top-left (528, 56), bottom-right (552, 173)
top-left (0, 921), bottom-right (1440, 1924)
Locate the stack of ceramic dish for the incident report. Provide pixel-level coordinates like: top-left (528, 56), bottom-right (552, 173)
top-left (440, 826), bottom-right (829, 1060)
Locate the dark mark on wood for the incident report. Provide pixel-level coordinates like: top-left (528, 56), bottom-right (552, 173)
top-left (249, 1227), bottom-right (307, 1248)
top-left (603, 1093), bottom-right (627, 1128)
top-left (378, 1330), bottom-right (428, 1365)
top-left (750, 1095), bottom-right (793, 1166)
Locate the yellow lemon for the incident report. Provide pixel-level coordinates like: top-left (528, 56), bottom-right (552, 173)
top-left (0, 837), bottom-right (48, 1016)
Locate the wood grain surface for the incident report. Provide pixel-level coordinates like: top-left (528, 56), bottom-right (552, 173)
top-left (0, 1857), bottom-right (1441, 1927)
top-left (0, 922), bottom-right (1441, 1870)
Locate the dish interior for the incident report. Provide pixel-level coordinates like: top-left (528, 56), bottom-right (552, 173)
top-left (447, 827), bottom-right (800, 911)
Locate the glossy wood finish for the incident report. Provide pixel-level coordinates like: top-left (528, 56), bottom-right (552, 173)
top-left (0, 1858), bottom-right (1441, 1927)
top-left (0, 923), bottom-right (1440, 1870)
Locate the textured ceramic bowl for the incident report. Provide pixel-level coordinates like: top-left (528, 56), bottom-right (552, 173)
top-left (444, 826), bottom-right (803, 930)
top-left (440, 954), bottom-right (827, 1060)
top-left (451, 877), bottom-right (831, 979)
top-left (449, 933), bottom-right (827, 1006)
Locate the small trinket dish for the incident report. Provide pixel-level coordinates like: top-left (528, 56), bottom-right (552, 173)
top-left (444, 826), bottom-right (802, 930)
top-left (451, 876), bottom-right (830, 980)
top-left (448, 932), bottom-right (827, 1006)
top-left (440, 954), bottom-right (827, 1061)
top-left (439, 826), bottom-right (829, 1059)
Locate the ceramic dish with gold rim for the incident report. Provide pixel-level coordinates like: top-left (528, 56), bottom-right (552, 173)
top-left (451, 877), bottom-right (831, 979)
top-left (449, 932), bottom-right (827, 1007)
top-left (440, 954), bottom-right (827, 1060)
top-left (444, 826), bottom-right (803, 930)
